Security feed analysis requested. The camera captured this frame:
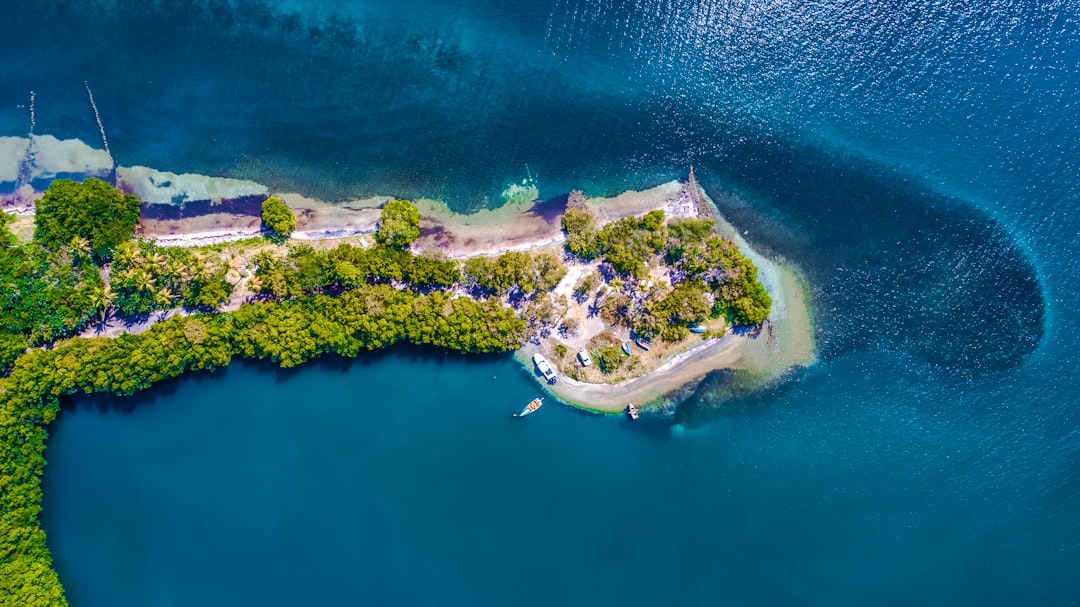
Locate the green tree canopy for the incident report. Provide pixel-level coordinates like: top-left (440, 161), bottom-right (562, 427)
top-left (34, 178), bottom-right (141, 260)
top-left (376, 199), bottom-right (421, 250)
top-left (406, 252), bottom-right (461, 289)
top-left (1, 209), bottom-right (15, 246)
top-left (0, 330), bottom-right (29, 370)
top-left (261, 196), bottom-right (296, 238)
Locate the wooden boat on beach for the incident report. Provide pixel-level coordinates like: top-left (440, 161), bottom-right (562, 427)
top-left (621, 342), bottom-right (631, 355)
top-left (635, 337), bottom-right (652, 351)
top-left (688, 324), bottom-right (706, 334)
top-left (514, 398), bottom-right (544, 418)
top-left (626, 403), bottom-right (639, 421)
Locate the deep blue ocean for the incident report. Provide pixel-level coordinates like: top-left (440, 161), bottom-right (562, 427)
top-left (5, 0), bottom-right (1078, 604)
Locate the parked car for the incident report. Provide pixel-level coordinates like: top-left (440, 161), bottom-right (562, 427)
top-left (577, 349), bottom-right (593, 367)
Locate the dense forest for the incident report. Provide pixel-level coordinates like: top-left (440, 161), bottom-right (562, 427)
top-left (0, 178), bottom-right (773, 606)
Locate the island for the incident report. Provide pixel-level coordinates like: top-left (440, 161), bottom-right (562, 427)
top-left (0, 148), bottom-right (813, 605)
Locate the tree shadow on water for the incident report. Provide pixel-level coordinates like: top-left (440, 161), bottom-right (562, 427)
top-left (62, 366), bottom-right (225, 415)
top-left (60, 344), bottom-right (517, 415)
top-left (672, 366), bottom-right (810, 430)
top-left (528, 193), bottom-right (569, 225)
top-left (263, 343), bottom-right (513, 384)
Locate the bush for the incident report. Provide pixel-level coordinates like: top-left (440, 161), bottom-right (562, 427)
top-left (596, 344), bottom-right (628, 373)
top-left (463, 251), bottom-right (567, 297)
top-left (34, 178), bottom-right (141, 261)
top-left (0, 330), bottom-right (29, 370)
top-left (261, 196), bottom-right (296, 237)
top-left (593, 211), bottom-right (667, 278)
top-left (572, 272), bottom-right (601, 300)
top-left (376, 199), bottom-right (421, 250)
top-left (0, 241), bottom-right (104, 343)
top-left (562, 207), bottom-right (598, 259)
top-left (406, 252), bottom-right (460, 289)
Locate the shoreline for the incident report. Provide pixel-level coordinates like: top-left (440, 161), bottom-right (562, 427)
top-left (93, 180), bottom-right (815, 413)
top-left (519, 252), bottom-right (814, 414)
top-left (4, 141), bottom-right (815, 412)
top-left (90, 179), bottom-right (815, 413)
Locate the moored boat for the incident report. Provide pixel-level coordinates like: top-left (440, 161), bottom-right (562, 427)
top-left (621, 342), bottom-right (631, 355)
top-left (626, 403), bottom-right (639, 420)
top-left (532, 353), bottom-right (558, 384)
top-left (514, 397), bottom-right (544, 417)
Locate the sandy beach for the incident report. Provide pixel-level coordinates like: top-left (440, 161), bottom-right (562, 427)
top-left (518, 251), bottom-right (814, 413)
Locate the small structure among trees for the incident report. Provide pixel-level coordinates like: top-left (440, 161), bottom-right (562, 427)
top-left (261, 196), bottom-right (296, 238)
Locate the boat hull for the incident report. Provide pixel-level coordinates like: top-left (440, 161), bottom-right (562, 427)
top-left (515, 398), bottom-right (544, 417)
top-left (533, 353), bottom-right (558, 383)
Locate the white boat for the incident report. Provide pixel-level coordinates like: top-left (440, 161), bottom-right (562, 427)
top-left (532, 353), bottom-right (558, 383)
top-left (626, 403), bottom-right (639, 420)
top-left (514, 398), bottom-right (544, 418)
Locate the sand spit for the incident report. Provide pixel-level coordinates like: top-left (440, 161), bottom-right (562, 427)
top-left (92, 179), bottom-right (815, 414)
top-left (3, 138), bottom-right (814, 412)
top-left (518, 187), bottom-right (815, 414)
top-left (520, 258), bottom-right (814, 414)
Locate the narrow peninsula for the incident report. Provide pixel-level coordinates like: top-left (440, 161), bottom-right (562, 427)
top-left (0, 151), bottom-right (813, 606)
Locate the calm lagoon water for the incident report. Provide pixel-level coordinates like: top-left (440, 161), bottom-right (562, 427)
top-left (8, 0), bottom-right (1079, 604)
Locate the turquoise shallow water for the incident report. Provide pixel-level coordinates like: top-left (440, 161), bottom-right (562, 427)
top-left (7, 0), bottom-right (1080, 604)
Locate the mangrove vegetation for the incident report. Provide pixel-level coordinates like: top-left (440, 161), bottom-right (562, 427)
top-left (0, 177), bottom-right (774, 606)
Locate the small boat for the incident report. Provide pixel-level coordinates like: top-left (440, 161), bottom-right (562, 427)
top-left (514, 398), bottom-right (544, 418)
top-left (635, 337), bottom-right (652, 351)
top-left (626, 403), bottom-right (639, 421)
top-left (532, 353), bottom-right (558, 384)
top-left (688, 324), bottom-right (706, 334)
top-left (621, 342), bottom-right (631, 355)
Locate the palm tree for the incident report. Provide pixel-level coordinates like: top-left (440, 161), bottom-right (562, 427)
top-left (154, 287), bottom-right (176, 308)
top-left (114, 267), bottom-right (139, 287)
top-left (134, 270), bottom-right (155, 295)
top-left (148, 248), bottom-right (166, 271)
top-left (174, 261), bottom-right (192, 282)
top-left (225, 256), bottom-right (245, 284)
top-left (114, 242), bottom-right (142, 269)
top-left (163, 257), bottom-right (182, 280)
top-left (89, 282), bottom-right (116, 322)
top-left (69, 236), bottom-right (91, 261)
